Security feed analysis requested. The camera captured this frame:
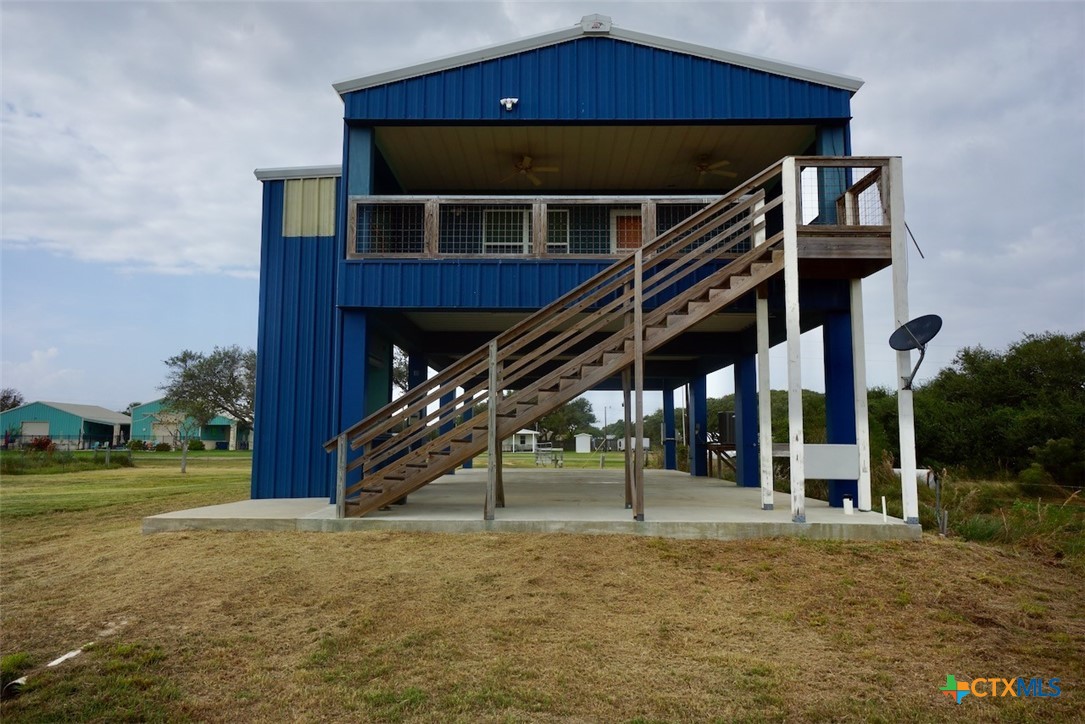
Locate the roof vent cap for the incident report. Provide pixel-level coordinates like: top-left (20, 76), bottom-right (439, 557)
top-left (580, 14), bottom-right (612, 33)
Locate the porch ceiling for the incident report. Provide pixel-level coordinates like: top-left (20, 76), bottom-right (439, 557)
top-left (374, 124), bottom-right (816, 194)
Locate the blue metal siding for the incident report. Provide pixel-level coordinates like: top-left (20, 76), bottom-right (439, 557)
top-left (338, 259), bottom-right (612, 308)
top-left (252, 179), bottom-right (339, 499)
top-left (344, 38), bottom-right (852, 122)
top-left (336, 258), bottom-right (761, 313)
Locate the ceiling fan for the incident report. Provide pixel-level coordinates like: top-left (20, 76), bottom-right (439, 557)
top-left (694, 156), bottom-right (737, 186)
top-left (501, 155), bottom-right (559, 187)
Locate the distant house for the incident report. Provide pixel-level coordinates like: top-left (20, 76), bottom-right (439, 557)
top-left (0, 401), bottom-right (131, 449)
top-left (503, 429), bottom-right (540, 453)
top-left (129, 399), bottom-right (251, 450)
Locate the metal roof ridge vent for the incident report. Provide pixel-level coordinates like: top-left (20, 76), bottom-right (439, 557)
top-left (580, 14), bottom-right (612, 33)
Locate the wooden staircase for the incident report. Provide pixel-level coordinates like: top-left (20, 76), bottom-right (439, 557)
top-left (325, 161), bottom-right (790, 518)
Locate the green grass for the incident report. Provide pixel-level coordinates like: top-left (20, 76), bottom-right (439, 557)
top-left (0, 454), bottom-right (250, 519)
top-left (9, 642), bottom-right (185, 721)
top-left (0, 449), bottom-right (136, 476)
top-left (3, 455), bottom-right (1084, 722)
top-left (467, 451), bottom-right (638, 470)
top-left (1, 652), bottom-right (32, 694)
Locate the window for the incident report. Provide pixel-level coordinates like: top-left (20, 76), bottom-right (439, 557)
top-left (483, 209), bottom-right (530, 254)
top-left (546, 209), bottom-right (570, 254)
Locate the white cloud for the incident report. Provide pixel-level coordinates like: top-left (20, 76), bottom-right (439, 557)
top-left (0, 347), bottom-right (86, 401)
top-left (0, 1), bottom-right (1082, 412)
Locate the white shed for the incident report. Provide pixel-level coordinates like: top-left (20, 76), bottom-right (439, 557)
top-left (574, 432), bottom-right (593, 453)
top-left (503, 429), bottom-right (540, 452)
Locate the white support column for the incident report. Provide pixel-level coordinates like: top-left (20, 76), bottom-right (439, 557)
top-left (851, 279), bottom-right (872, 511)
top-left (782, 157), bottom-right (806, 523)
top-left (229, 422), bottom-right (238, 451)
top-left (486, 341), bottom-right (499, 521)
top-left (757, 293), bottom-right (773, 510)
top-left (889, 157), bottom-right (919, 525)
top-left (622, 368), bottom-right (633, 510)
top-left (753, 199), bottom-right (773, 511)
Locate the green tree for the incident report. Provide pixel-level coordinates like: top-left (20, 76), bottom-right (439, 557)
top-left (1, 388), bottom-right (25, 412)
top-left (912, 331), bottom-right (1084, 484)
top-left (537, 397), bottom-right (595, 445)
top-left (392, 347), bottom-right (409, 393)
top-left (161, 346), bottom-right (256, 429)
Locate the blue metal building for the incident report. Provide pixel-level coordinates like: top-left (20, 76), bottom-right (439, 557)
top-left (253, 15), bottom-right (921, 525)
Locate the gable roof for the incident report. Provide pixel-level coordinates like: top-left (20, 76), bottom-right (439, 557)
top-left (333, 14), bottom-right (863, 96)
top-left (37, 402), bottom-right (131, 426)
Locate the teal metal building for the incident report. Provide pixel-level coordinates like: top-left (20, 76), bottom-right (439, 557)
top-left (1, 401), bottom-right (131, 449)
top-left (129, 399), bottom-right (251, 450)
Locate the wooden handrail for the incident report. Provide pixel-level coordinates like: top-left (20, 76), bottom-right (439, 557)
top-left (325, 155), bottom-right (894, 467)
top-left (323, 158), bottom-right (787, 452)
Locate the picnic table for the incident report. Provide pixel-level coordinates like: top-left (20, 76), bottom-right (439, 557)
top-left (534, 448), bottom-right (564, 467)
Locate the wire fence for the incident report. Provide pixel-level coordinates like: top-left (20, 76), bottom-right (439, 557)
top-left (349, 198), bottom-right (721, 257)
top-left (2, 434), bottom-right (126, 451)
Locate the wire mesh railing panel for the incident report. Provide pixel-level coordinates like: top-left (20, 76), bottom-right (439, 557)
top-left (354, 203), bottom-right (424, 255)
top-left (656, 200), bottom-right (753, 257)
top-left (851, 168), bottom-right (888, 225)
top-left (796, 162), bottom-right (889, 227)
top-left (439, 204), bottom-right (533, 254)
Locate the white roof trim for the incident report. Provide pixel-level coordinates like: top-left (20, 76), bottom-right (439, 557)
top-left (254, 165), bottom-right (342, 181)
top-left (333, 16), bottom-right (863, 96)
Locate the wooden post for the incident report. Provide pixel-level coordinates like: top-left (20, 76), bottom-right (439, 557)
top-left (486, 340), bottom-right (499, 521)
top-left (851, 278), bottom-right (872, 511)
top-left (782, 157), bottom-right (806, 523)
top-left (622, 367), bottom-right (633, 509)
top-left (424, 199), bottom-right (440, 257)
top-left (633, 249), bottom-right (646, 520)
top-left (532, 201), bottom-right (546, 257)
top-left (336, 433), bottom-right (347, 519)
top-left (889, 157), bottom-right (919, 525)
top-left (640, 201), bottom-right (656, 248)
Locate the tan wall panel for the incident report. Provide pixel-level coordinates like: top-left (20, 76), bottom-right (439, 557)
top-left (283, 177), bottom-right (336, 237)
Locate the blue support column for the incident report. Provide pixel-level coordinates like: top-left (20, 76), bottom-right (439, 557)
top-left (407, 353), bottom-right (427, 391)
top-left (663, 382), bottom-right (677, 471)
top-left (337, 310), bottom-right (368, 497)
top-left (824, 310), bottom-right (858, 507)
top-left (440, 391), bottom-right (456, 475)
top-left (815, 126), bottom-right (847, 224)
top-left (462, 406), bottom-right (474, 469)
top-left (733, 355), bottom-right (759, 487)
top-left (689, 376), bottom-right (708, 477)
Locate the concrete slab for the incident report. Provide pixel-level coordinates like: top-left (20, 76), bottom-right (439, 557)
top-left (143, 469), bottom-right (921, 541)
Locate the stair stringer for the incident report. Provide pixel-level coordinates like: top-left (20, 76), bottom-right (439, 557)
top-left (341, 246), bottom-right (784, 516)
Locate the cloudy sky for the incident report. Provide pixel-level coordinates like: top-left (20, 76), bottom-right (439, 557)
top-left (2, 1), bottom-right (1083, 417)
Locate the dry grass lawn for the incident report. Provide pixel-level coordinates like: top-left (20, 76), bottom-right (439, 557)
top-left (1, 455), bottom-right (1083, 722)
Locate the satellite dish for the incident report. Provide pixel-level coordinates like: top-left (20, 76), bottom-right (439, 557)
top-left (889, 314), bottom-right (942, 351)
top-left (889, 314), bottom-right (942, 390)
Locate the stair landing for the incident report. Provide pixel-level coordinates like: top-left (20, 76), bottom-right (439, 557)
top-left (143, 470), bottom-right (920, 541)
